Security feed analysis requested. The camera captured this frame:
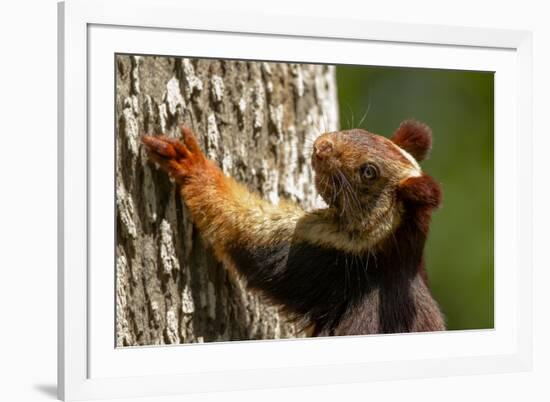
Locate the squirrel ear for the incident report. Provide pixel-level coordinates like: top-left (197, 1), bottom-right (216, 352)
top-left (390, 120), bottom-right (432, 162)
top-left (398, 174), bottom-right (442, 208)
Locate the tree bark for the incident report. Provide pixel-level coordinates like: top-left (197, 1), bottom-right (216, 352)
top-left (115, 55), bottom-right (339, 346)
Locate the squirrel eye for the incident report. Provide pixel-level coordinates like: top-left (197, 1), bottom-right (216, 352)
top-left (360, 163), bottom-right (379, 181)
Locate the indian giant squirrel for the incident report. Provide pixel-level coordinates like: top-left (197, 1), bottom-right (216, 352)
top-left (142, 120), bottom-right (445, 336)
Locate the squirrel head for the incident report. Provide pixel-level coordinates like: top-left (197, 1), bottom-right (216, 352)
top-left (312, 119), bottom-right (441, 233)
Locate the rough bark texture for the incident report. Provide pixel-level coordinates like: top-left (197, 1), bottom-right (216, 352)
top-left (115, 55), bottom-right (338, 347)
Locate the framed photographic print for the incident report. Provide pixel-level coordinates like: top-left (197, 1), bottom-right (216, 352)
top-left (58, 0), bottom-right (533, 400)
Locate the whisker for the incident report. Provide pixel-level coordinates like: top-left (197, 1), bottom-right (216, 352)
top-left (357, 97), bottom-right (372, 129)
top-left (337, 169), bottom-right (362, 215)
top-left (334, 174), bottom-right (343, 207)
top-left (330, 174), bottom-right (337, 206)
top-left (371, 251), bottom-right (378, 270)
top-left (343, 103), bottom-right (354, 130)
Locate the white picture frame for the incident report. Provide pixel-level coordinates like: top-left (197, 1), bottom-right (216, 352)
top-left (58, 0), bottom-right (533, 400)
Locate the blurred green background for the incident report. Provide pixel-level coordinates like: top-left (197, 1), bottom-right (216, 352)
top-left (336, 66), bottom-right (494, 330)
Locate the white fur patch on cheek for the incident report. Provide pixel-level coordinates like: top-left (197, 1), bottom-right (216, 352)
top-left (392, 143), bottom-right (422, 177)
top-left (406, 167), bottom-right (422, 178)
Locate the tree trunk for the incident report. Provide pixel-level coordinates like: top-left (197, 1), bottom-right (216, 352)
top-left (115, 55), bottom-right (339, 347)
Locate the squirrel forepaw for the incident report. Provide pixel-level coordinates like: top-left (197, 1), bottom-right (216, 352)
top-left (142, 126), bottom-right (206, 184)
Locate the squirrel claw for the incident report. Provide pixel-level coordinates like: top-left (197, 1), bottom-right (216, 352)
top-left (142, 135), bottom-right (181, 159)
top-left (180, 126), bottom-right (201, 154)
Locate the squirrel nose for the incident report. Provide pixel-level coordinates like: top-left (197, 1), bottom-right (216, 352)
top-left (314, 139), bottom-right (334, 159)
